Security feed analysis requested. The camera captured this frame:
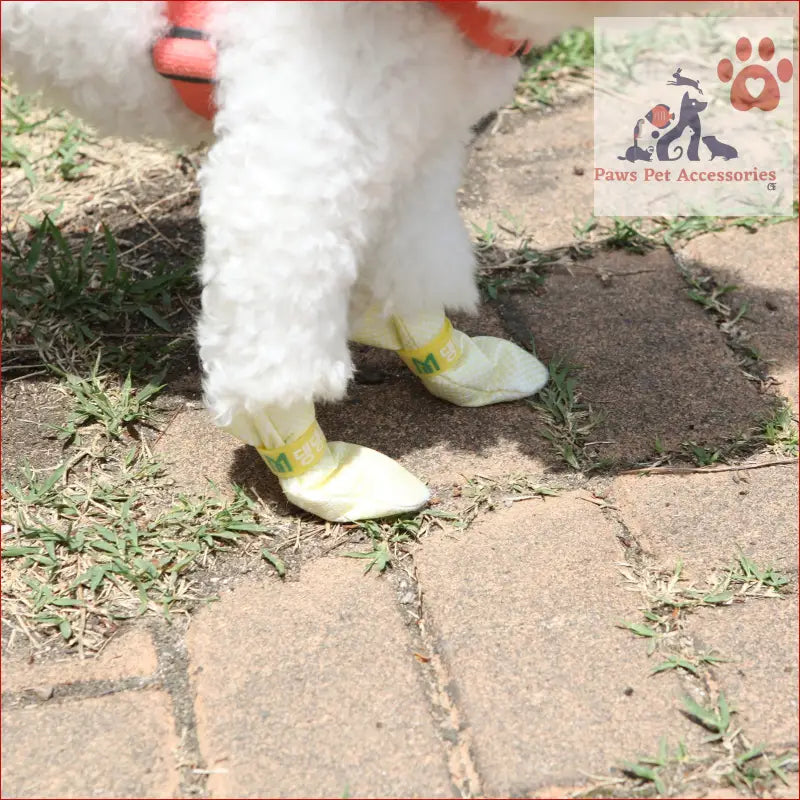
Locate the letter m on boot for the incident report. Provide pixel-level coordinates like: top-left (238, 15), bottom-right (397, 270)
top-left (263, 451), bottom-right (293, 475)
top-left (412, 353), bottom-right (440, 375)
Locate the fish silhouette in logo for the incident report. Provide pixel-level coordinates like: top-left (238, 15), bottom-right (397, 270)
top-left (645, 104), bottom-right (675, 128)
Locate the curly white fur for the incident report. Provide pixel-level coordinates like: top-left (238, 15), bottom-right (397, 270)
top-left (1, 1), bottom-right (614, 425)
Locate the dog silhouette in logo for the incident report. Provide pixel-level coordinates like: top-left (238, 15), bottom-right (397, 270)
top-left (656, 91), bottom-right (707, 161)
top-left (702, 135), bottom-right (738, 160)
top-left (667, 67), bottom-right (703, 94)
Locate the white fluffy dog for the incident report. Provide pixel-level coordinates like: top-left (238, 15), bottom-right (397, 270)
top-left (2, 1), bottom-right (621, 521)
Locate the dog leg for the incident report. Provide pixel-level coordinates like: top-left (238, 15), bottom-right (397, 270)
top-left (199, 2), bottom-right (463, 519)
top-left (353, 137), bottom-right (547, 406)
top-left (223, 402), bottom-right (429, 522)
top-left (351, 306), bottom-right (548, 407)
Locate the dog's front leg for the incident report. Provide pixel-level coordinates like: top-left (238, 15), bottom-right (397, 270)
top-left (196, 6), bottom-right (430, 521)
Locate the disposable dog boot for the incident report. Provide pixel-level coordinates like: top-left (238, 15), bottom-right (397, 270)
top-left (351, 307), bottom-right (548, 407)
top-left (223, 401), bottom-right (430, 522)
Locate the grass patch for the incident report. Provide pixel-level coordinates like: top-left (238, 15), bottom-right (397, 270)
top-left (594, 729), bottom-right (797, 798)
top-left (2, 450), bottom-right (274, 652)
top-left (2, 217), bottom-right (198, 375)
top-left (0, 354), bottom-right (277, 652)
top-left (617, 555), bottom-right (790, 658)
top-left (52, 356), bottom-right (164, 444)
top-left (2, 81), bottom-right (95, 186)
top-left (516, 28), bottom-right (594, 108)
top-left (528, 357), bottom-right (605, 471)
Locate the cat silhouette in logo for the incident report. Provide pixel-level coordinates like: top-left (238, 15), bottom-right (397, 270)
top-left (702, 135), bottom-right (738, 161)
top-left (656, 91), bottom-right (708, 161)
top-left (618, 143), bottom-right (654, 162)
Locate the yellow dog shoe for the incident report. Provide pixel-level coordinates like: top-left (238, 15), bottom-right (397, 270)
top-left (351, 309), bottom-right (548, 407)
top-left (223, 402), bottom-right (429, 522)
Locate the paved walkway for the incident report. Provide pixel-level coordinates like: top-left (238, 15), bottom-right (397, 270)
top-left (3, 74), bottom-right (798, 800)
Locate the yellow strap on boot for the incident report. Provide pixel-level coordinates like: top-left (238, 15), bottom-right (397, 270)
top-left (256, 419), bottom-right (327, 478)
top-left (396, 318), bottom-right (464, 377)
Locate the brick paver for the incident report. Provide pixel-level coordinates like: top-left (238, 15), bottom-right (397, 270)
top-left (187, 558), bottom-right (452, 798)
top-left (413, 497), bottom-right (698, 796)
top-left (612, 468), bottom-right (798, 580)
top-left (679, 223), bottom-right (799, 410)
top-left (461, 102), bottom-right (594, 250)
top-left (513, 248), bottom-right (775, 463)
top-left (2, 628), bottom-right (158, 693)
top-left (682, 598), bottom-right (799, 748)
top-left (1, 690), bottom-right (179, 798)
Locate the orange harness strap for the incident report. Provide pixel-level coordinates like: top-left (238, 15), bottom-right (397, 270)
top-left (151, 0), bottom-right (217, 120)
top-left (153, 1), bottom-right (528, 121)
top-left (432, 1), bottom-right (531, 58)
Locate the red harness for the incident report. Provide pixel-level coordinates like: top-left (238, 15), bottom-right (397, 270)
top-left (151, 0), bottom-right (217, 119)
top-left (152, 1), bottom-right (529, 121)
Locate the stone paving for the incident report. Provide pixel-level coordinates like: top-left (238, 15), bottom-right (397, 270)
top-left (2, 18), bottom-right (799, 800)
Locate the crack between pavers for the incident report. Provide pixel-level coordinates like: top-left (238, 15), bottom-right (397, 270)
top-left (1, 675), bottom-right (159, 709)
top-left (601, 492), bottom-right (649, 567)
top-left (669, 245), bottom-right (785, 397)
top-left (150, 622), bottom-right (208, 798)
top-left (391, 561), bottom-right (485, 799)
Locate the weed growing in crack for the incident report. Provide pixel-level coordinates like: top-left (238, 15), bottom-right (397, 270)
top-left (755, 403), bottom-right (798, 457)
top-left (682, 441), bottom-right (722, 467)
top-left (340, 510), bottom-right (461, 573)
top-left (336, 476), bottom-right (560, 573)
top-left (602, 724), bottom-right (796, 798)
top-left (528, 357), bottom-right (605, 471)
top-left (603, 218), bottom-right (658, 254)
top-left (573, 207), bottom-right (798, 255)
top-left (618, 555), bottom-right (790, 637)
top-left (458, 474), bottom-right (559, 525)
top-left (615, 554), bottom-right (790, 671)
top-left (474, 220), bottom-right (583, 301)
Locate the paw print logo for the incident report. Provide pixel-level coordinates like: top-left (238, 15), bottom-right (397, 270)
top-left (717, 37), bottom-right (793, 111)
